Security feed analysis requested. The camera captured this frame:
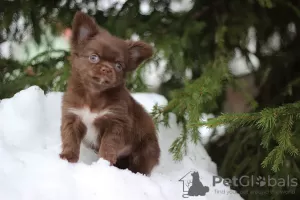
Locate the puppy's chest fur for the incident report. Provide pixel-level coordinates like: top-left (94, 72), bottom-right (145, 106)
top-left (68, 107), bottom-right (112, 148)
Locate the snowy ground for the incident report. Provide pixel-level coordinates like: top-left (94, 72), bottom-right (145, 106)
top-left (0, 86), bottom-right (243, 200)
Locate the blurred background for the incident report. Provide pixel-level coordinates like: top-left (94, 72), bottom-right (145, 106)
top-left (1, 0), bottom-right (300, 199)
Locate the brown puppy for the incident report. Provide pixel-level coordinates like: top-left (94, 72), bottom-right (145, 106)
top-left (59, 11), bottom-right (160, 176)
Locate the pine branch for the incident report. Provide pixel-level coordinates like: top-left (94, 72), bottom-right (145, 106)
top-left (152, 55), bottom-right (232, 160)
top-left (195, 101), bottom-right (300, 172)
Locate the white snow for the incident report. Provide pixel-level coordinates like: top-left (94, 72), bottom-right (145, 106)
top-left (0, 86), bottom-right (243, 200)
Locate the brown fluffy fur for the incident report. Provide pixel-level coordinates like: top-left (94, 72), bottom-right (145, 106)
top-left (59, 11), bottom-right (160, 175)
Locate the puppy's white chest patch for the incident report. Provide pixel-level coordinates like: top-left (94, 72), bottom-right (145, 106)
top-left (68, 107), bottom-right (112, 148)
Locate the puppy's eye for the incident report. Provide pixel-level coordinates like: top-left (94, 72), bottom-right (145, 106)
top-left (89, 54), bottom-right (100, 63)
top-left (115, 63), bottom-right (123, 71)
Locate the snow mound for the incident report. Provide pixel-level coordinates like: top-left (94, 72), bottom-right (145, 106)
top-left (0, 86), bottom-right (243, 200)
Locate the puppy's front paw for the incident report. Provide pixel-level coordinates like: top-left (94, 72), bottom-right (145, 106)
top-left (59, 151), bottom-right (79, 163)
top-left (100, 152), bottom-right (117, 166)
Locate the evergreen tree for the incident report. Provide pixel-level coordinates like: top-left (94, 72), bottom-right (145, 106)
top-left (1, 0), bottom-right (300, 199)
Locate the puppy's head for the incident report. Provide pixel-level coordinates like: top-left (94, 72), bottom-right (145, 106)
top-left (70, 11), bottom-right (153, 92)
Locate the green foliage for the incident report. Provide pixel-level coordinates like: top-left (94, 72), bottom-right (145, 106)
top-left (152, 54), bottom-right (232, 160)
top-left (194, 102), bottom-right (300, 172)
top-left (0, 49), bottom-right (70, 98)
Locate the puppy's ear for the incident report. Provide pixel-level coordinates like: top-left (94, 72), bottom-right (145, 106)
top-left (127, 41), bottom-right (153, 71)
top-left (71, 11), bottom-right (99, 49)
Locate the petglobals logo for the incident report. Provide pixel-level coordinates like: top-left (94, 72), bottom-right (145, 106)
top-left (179, 171), bottom-right (210, 198)
top-left (213, 175), bottom-right (298, 187)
